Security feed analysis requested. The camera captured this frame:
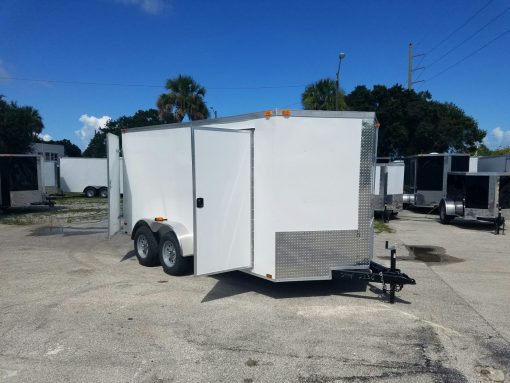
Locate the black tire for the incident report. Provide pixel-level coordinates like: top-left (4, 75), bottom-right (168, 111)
top-left (134, 226), bottom-right (159, 266)
top-left (439, 201), bottom-right (453, 224)
top-left (98, 187), bottom-right (108, 198)
top-left (158, 233), bottom-right (190, 276)
top-left (84, 187), bottom-right (96, 198)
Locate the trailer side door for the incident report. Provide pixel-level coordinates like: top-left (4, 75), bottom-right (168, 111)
top-left (193, 128), bottom-right (253, 275)
top-left (107, 133), bottom-right (121, 238)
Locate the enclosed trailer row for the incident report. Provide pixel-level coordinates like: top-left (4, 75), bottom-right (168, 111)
top-left (60, 157), bottom-right (123, 198)
top-left (399, 152), bottom-right (507, 233)
top-left (0, 154), bottom-right (51, 209)
top-left (106, 110), bottom-right (415, 302)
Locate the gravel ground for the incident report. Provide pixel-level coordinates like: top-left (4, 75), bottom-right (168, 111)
top-left (0, 209), bottom-right (508, 382)
top-left (0, 194), bottom-right (108, 225)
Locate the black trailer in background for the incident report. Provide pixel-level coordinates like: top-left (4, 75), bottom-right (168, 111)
top-left (403, 154), bottom-right (471, 209)
top-left (0, 155), bottom-right (48, 208)
top-left (440, 172), bottom-right (509, 234)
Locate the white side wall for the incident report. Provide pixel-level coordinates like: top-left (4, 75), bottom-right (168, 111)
top-left (374, 165), bottom-right (381, 195)
top-left (42, 161), bottom-right (57, 187)
top-left (122, 128), bottom-right (194, 243)
top-left (60, 158), bottom-right (108, 192)
top-left (469, 157), bottom-right (478, 172)
top-left (386, 163), bottom-right (404, 195)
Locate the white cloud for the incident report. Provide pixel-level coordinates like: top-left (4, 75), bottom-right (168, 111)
top-left (483, 126), bottom-right (510, 149)
top-left (38, 133), bottom-right (52, 142)
top-left (74, 114), bottom-right (111, 149)
top-left (0, 59), bottom-right (10, 79)
top-left (113, 0), bottom-right (168, 14)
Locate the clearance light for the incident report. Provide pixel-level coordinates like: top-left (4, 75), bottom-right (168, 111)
top-left (154, 216), bottom-right (167, 222)
top-left (264, 110), bottom-right (273, 118)
top-left (375, 122), bottom-right (381, 129)
top-left (266, 273), bottom-right (273, 279)
top-left (281, 109), bottom-right (291, 117)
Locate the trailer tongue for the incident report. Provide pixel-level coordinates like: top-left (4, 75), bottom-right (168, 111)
top-left (335, 242), bottom-right (416, 304)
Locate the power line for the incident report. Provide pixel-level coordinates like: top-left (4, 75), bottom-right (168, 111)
top-left (424, 27), bottom-right (510, 83)
top-left (414, 0), bottom-right (496, 75)
top-left (424, 0), bottom-right (495, 57)
top-left (0, 76), bottom-right (305, 90)
top-left (424, 4), bottom-right (510, 70)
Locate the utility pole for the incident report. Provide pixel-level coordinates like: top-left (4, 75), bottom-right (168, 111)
top-left (408, 42), bottom-right (425, 90)
top-left (336, 52), bottom-right (346, 111)
top-left (408, 43), bottom-right (413, 90)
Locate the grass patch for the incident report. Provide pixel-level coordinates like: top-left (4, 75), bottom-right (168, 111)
top-left (374, 219), bottom-right (395, 234)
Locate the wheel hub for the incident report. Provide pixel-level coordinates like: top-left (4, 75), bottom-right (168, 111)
top-left (137, 235), bottom-right (149, 258)
top-left (162, 241), bottom-right (177, 267)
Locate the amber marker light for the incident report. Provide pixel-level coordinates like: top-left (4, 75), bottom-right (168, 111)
top-left (281, 109), bottom-right (291, 117)
top-left (154, 217), bottom-right (167, 222)
top-left (264, 110), bottom-right (273, 118)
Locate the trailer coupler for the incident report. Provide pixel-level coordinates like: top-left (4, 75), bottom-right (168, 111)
top-left (334, 244), bottom-right (416, 304)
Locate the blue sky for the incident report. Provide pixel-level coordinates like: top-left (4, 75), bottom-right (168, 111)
top-left (1, 0), bottom-right (509, 150)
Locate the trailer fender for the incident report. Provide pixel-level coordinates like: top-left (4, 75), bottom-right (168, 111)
top-left (132, 219), bottom-right (193, 257)
top-left (441, 198), bottom-right (464, 217)
top-left (403, 193), bottom-right (415, 206)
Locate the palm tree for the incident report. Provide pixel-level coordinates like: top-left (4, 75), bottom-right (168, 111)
top-left (157, 75), bottom-right (209, 122)
top-left (301, 78), bottom-right (347, 111)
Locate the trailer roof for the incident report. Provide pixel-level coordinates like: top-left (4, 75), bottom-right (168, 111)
top-left (405, 153), bottom-right (470, 158)
top-left (479, 154), bottom-right (510, 159)
top-left (449, 171), bottom-right (510, 176)
top-left (123, 109), bottom-right (376, 134)
top-left (0, 154), bottom-right (40, 158)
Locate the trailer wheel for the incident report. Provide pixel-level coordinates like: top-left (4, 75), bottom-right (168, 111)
top-left (84, 187), bottom-right (96, 198)
top-left (158, 233), bottom-right (189, 276)
top-left (99, 187), bottom-right (108, 198)
top-left (439, 201), bottom-right (453, 224)
top-left (134, 226), bottom-right (159, 266)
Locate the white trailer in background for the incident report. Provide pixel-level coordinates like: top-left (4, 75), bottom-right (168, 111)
top-left (374, 160), bottom-right (405, 220)
top-left (60, 157), bottom-right (123, 198)
top-left (107, 110), bottom-right (415, 302)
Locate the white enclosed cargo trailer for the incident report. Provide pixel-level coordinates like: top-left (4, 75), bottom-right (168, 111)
top-left (107, 110), bottom-right (415, 300)
top-left (374, 160), bottom-right (405, 220)
top-left (60, 157), bottom-right (123, 198)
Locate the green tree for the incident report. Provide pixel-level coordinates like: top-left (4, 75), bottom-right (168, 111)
top-left (301, 78), bottom-right (347, 111)
top-left (83, 109), bottom-right (171, 157)
top-left (157, 75), bottom-right (209, 122)
top-left (474, 144), bottom-right (510, 156)
top-left (344, 84), bottom-right (485, 156)
top-left (0, 96), bottom-right (44, 154)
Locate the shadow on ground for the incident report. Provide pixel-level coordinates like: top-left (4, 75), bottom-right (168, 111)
top-left (29, 226), bottom-right (106, 237)
top-left (201, 271), bottom-right (410, 304)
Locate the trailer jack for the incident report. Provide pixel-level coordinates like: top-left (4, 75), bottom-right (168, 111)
top-left (334, 242), bottom-right (416, 304)
top-left (495, 212), bottom-right (505, 235)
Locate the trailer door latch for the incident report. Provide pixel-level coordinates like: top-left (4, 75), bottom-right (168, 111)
top-left (196, 198), bottom-right (204, 208)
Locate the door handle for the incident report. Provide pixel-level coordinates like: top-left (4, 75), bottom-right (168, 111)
top-left (196, 197), bottom-right (204, 208)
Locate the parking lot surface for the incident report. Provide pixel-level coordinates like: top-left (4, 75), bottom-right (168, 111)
top-left (0, 210), bottom-right (508, 382)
